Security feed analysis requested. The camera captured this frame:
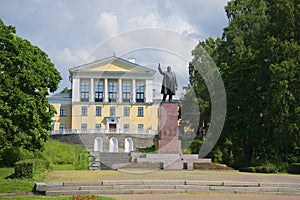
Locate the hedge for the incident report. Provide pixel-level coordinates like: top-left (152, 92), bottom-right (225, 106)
top-left (14, 159), bottom-right (49, 178)
top-left (290, 163), bottom-right (300, 174)
top-left (239, 164), bottom-right (278, 173)
top-left (239, 167), bottom-right (256, 173)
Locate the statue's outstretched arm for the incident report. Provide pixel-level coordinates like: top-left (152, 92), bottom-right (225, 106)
top-left (158, 63), bottom-right (165, 75)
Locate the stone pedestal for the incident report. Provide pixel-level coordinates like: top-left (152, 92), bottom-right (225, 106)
top-left (158, 103), bottom-right (181, 154)
top-left (118, 102), bottom-right (211, 170)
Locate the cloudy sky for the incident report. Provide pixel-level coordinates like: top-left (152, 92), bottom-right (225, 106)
top-left (0, 0), bottom-right (229, 96)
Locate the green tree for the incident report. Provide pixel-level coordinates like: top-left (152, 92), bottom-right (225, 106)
top-left (182, 38), bottom-right (222, 137)
top-left (263, 0), bottom-right (300, 164)
top-left (0, 19), bottom-right (62, 165)
top-left (60, 87), bottom-right (71, 94)
top-left (220, 0), bottom-right (270, 168)
top-left (187, 0), bottom-right (300, 169)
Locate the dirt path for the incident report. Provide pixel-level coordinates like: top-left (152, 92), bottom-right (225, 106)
top-left (102, 193), bottom-right (299, 200)
top-left (46, 169), bottom-right (300, 183)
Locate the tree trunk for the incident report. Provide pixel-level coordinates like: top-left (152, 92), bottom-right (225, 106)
top-left (243, 138), bottom-right (253, 167)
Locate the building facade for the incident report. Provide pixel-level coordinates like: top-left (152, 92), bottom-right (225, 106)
top-left (48, 56), bottom-right (159, 152)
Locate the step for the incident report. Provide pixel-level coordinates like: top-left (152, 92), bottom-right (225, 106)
top-left (89, 167), bottom-right (99, 170)
top-left (46, 188), bottom-right (187, 196)
top-left (37, 180), bottom-right (300, 196)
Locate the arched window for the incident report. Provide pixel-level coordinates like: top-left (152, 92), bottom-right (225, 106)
top-left (124, 138), bottom-right (134, 152)
top-left (94, 137), bottom-right (103, 152)
top-left (109, 137), bottom-right (118, 152)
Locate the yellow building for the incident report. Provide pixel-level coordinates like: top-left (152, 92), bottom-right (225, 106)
top-left (48, 56), bottom-right (159, 150)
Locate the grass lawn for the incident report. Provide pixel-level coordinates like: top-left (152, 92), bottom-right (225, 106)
top-left (0, 196), bottom-right (114, 200)
top-left (0, 168), bottom-right (114, 199)
top-left (51, 164), bottom-right (75, 171)
top-left (0, 168), bottom-right (42, 194)
top-left (0, 196), bottom-right (71, 200)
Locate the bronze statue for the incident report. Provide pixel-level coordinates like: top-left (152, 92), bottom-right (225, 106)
top-left (158, 63), bottom-right (178, 102)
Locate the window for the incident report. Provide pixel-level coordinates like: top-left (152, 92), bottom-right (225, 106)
top-left (82, 106), bottom-right (88, 116)
top-left (138, 107), bottom-right (144, 117)
top-left (95, 124), bottom-right (101, 133)
top-left (51, 121), bottom-right (55, 131)
top-left (138, 124), bottom-right (144, 133)
top-left (81, 124), bottom-right (87, 133)
top-left (59, 124), bottom-right (66, 134)
top-left (108, 81), bottom-right (117, 102)
top-left (60, 107), bottom-right (66, 116)
top-left (110, 106), bottom-right (116, 116)
top-left (124, 107), bottom-right (130, 117)
top-left (122, 81), bottom-right (131, 102)
top-left (136, 81), bottom-right (144, 102)
top-left (95, 81), bottom-right (104, 102)
top-left (124, 124), bottom-right (130, 132)
top-left (80, 80), bottom-right (89, 102)
top-left (96, 106), bottom-right (102, 116)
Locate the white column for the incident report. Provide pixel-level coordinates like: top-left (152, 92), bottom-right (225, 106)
top-left (72, 77), bottom-right (80, 102)
top-left (90, 78), bottom-right (94, 102)
top-left (118, 78), bottom-right (122, 103)
top-left (106, 120), bottom-right (109, 133)
top-left (132, 79), bottom-right (136, 103)
top-left (145, 80), bottom-right (153, 103)
top-left (104, 78), bottom-right (108, 102)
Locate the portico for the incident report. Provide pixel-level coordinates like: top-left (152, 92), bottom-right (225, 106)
top-left (72, 76), bottom-right (152, 104)
top-left (53, 56), bottom-right (159, 137)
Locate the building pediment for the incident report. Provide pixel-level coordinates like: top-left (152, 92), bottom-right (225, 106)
top-left (69, 56), bottom-right (155, 76)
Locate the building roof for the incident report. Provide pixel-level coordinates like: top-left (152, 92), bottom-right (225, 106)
top-left (69, 56), bottom-right (156, 75)
top-left (47, 92), bottom-right (71, 103)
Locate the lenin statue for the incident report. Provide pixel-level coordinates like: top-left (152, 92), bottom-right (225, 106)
top-left (158, 63), bottom-right (178, 102)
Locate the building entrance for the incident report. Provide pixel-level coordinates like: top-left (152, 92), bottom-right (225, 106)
top-left (109, 124), bottom-right (116, 132)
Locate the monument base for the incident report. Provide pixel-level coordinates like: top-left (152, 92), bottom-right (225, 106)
top-left (158, 103), bottom-right (181, 154)
top-left (118, 103), bottom-right (212, 170)
top-left (158, 137), bottom-right (182, 154)
top-left (134, 153), bottom-right (211, 170)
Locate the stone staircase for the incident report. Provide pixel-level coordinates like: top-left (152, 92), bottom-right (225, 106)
top-left (34, 180), bottom-right (300, 196)
top-left (118, 162), bottom-right (162, 170)
top-left (89, 151), bottom-right (101, 170)
top-left (90, 151), bottom-right (232, 171)
top-left (89, 152), bottom-right (131, 170)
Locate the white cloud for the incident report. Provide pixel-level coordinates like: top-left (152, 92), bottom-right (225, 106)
top-left (127, 13), bottom-right (161, 27)
top-left (53, 47), bottom-right (89, 90)
top-left (167, 15), bottom-right (198, 36)
top-left (56, 48), bottom-right (88, 67)
top-left (96, 12), bottom-right (119, 37)
top-left (0, 0), bottom-right (229, 92)
top-left (126, 13), bottom-right (198, 38)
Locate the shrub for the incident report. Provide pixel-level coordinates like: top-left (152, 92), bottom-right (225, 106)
top-left (137, 144), bottom-right (156, 154)
top-left (290, 163), bottom-right (300, 174)
top-left (239, 167), bottom-right (256, 173)
top-left (255, 164), bottom-right (278, 173)
top-left (0, 147), bottom-right (36, 167)
top-left (239, 163), bottom-right (278, 173)
top-left (74, 148), bottom-right (89, 170)
top-left (14, 159), bottom-right (50, 178)
top-left (189, 137), bottom-right (203, 154)
top-left (15, 160), bottom-right (34, 178)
